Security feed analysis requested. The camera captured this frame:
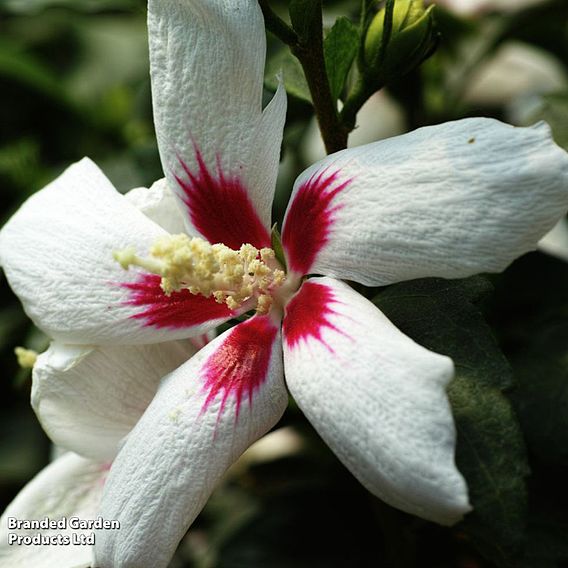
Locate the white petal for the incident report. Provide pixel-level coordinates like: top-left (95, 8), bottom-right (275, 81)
top-left (125, 178), bottom-right (187, 234)
top-left (282, 277), bottom-right (470, 524)
top-left (282, 119), bottom-right (568, 284)
top-left (538, 217), bottom-right (568, 262)
top-left (32, 340), bottom-right (198, 461)
top-left (244, 82), bottom-right (288, 230)
top-left (149, 0), bottom-right (286, 247)
top-left (0, 453), bottom-right (107, 568)
top-left (95, 315), bottom-right (287, 568)
top-left (0, 158), bottom-right (234, 344)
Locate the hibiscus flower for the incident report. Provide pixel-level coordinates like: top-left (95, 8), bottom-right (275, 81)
top-left (1, 1), bottom-right (567, 567)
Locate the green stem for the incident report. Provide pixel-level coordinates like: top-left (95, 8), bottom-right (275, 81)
top-left (339, 76), bottom-right (376, 132)
top-left (340, 0), bottom-right (393, 134)
top-left (260, 0), bottom-right (348, 153)
top-left (258, 0), bottom-right (298, 46)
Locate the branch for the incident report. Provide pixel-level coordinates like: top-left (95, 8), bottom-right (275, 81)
top-left (258, 0), bottom-right (298, 46)
top-left (293, 0), bottom-right (349, 153)
top-left (261, 0), bottom-right (348, 154)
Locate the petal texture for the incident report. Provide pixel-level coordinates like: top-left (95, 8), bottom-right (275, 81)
top-left (125, 178), bottom-right (187, 234)
top-left (282, 119), bottom-right (568, 284)
top-left (32, 340), bottom-right (197, 461)
top-left (0, 453), bottom-right (107, 568)
top-left (149, 0), bottom-right (286, 247)
top-left (282, 277), bottom-right (470, 524)
top-left (95, 315), bottom-right (287, 568)
top-left (0, 158), bottom-right (233, 344)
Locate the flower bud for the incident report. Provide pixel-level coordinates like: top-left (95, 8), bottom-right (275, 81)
top-left (363, 0), bottom-right (437, 85)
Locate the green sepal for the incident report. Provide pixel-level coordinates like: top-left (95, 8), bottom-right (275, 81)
top-left (324, 17), bottom-right (360, 101)
top-left (271, 224), bottom-right (287, 271)
top-left (363, 0), bottom-right (437, 86)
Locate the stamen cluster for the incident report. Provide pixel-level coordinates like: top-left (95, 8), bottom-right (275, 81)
top-left (114, 235), bottom-right (285, 314)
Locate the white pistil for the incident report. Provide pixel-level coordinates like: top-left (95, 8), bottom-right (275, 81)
top-left (114, 235), bottom-right (286, 314)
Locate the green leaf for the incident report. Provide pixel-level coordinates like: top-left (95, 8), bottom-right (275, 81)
top-left (375, 277), bottom-right (529, 566)
top-left (289, 0), bottom-right (320, 43)
top-left (374, 276), bottom-right (512, 390)
top-left (449, 377), bottom-right (529, 567)
top-left (491, 252), bottom-right (568, 465)
top-left (324, 17), bottom-right (359, 101)
top-left (265, 49), bottom-right (311, 103)
top-left (531, 93), bottom-right (568, 150)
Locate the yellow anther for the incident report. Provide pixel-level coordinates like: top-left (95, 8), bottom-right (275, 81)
top-left (15, 347), bottom-right (38, 369)
top-left (226, 297), bottom-right (240, 310)
top-left (256, 295), bottom-right (273, 314)
top-left (114, 235), bottom-right (286, 313)
top-left (260, 248), bottom-right (275, 262)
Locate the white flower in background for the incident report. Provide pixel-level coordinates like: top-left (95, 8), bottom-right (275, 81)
top-left (303, 91), bottom-right (406, 164)
top-left (465, 41), bottom-right (567, 107)
top-left (0, 453), bottom-right (106, 568)
top-left (1, 1), bottom-right (568, 567)
top-left (463, 42), bottom-right (568, 262)
top-left (0, 338), bottom-right (201, 568)
top-left (433, 0), bottom-right (548, 16)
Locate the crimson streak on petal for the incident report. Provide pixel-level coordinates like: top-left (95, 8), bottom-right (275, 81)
top-left (282, 168), bottom-right (351, 275)
top-left (283, 280), bottom-right (346, 352)
top-left (123, 273), bottom-right (234, 329)
top-left (201, 316), bottom-right (279, 419)
top-left (175, 147), bottom-right (271, 250)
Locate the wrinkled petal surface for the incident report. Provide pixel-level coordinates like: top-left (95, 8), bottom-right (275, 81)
top-left (149, 0), bottom-right (286, 248)
top-left (125, 178), bottom-right (187, 234)
top-left (282, 277), bottom-right (470, 524)
top-left (0, 453), bottom-right (108, 568)
top-left (282, 119), bottom-right (568, 284)
top-left (32, 340), bottom-right (198, 461)
top-left (95, 315), bottom-right (287, 568)
top-left (0, 158), bottom-right (234, 344)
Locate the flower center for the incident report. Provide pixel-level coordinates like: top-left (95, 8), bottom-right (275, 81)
top-left (114, 235), bottom-right (288, 314)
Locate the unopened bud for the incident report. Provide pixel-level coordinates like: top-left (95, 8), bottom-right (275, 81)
top-left (363, 0), bottom-right (437, 85)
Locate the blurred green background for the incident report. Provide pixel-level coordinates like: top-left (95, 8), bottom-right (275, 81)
top-left (1, 1), bottom-right (568, 567)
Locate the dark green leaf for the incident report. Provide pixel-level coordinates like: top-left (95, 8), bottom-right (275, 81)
top-left (531, 93), bottom-right (568, 150)
top-left (265, 49), bottom-right (311, 103)
top-left (374, 276), bottom-right (512, 390)
top-left (289, 0), bottom-right (320, 43)
top-left (491, 252), bottom-right (568, 465)
top-left (449, 377), bottom-right (529, 567)
top-left (375, 277), bottom-right (529, 566)
top-left (324, 17), bottom-right (359, 101)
